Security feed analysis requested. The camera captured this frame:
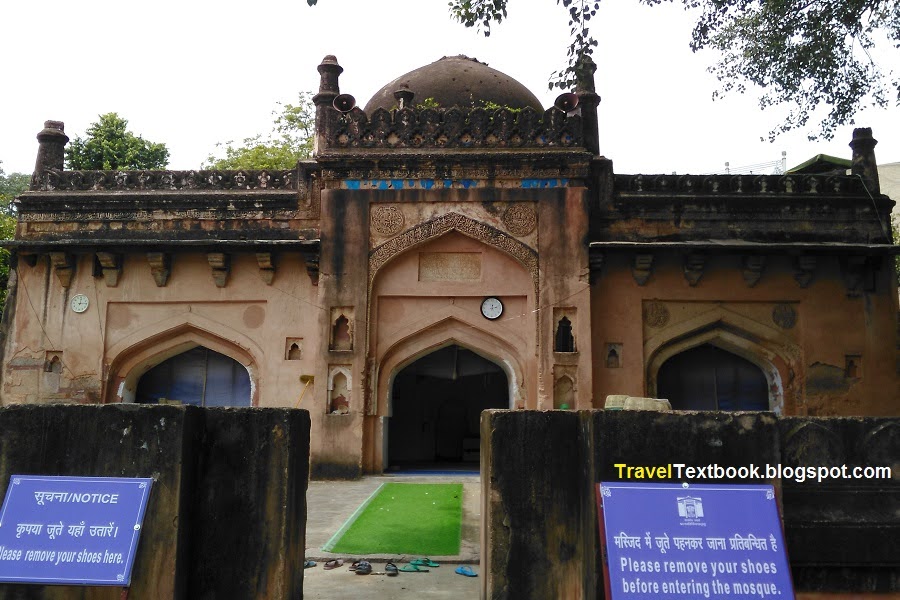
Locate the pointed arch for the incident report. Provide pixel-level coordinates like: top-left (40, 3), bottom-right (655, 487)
top-left (104, 312), bottom-right (263, 405)
top-left (368, 211), bottom-right (539, 297)
top-left (376, 315), bottom-right (527, 417)
top-left (645, 306), bottom-right (801, 414)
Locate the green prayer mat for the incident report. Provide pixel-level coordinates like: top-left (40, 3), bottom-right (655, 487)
top-left (323, 483), bottom-right (463, 555)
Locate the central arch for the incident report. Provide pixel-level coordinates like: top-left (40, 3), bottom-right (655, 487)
top-left (371, 318), bottom-right (527, 471)
top-left (388, 344), bottom-right (508, 468)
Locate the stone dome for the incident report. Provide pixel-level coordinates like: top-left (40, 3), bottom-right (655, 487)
top-left (363, 55), bottom-right (544, 113)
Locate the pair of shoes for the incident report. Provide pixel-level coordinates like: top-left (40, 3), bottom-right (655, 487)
top-left (323, 559), bottom-right (343, 570)
top-left (355, 560), bottom-right (372, 575)
top-left (399, 563), bottom-right (429, 573)
top-left (304, 560), bottom-right (317, 569)
top-left (455, 565), bottom-right (478, 577)
top-left (385, 562), bottom-right (399, 576)
top-left (411, 558), bottom-right (440, 568)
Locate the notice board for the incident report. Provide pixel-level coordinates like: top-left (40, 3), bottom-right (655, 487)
top-left (0, 475), bottom-right (152, 586)
top-left (598, 482), bottom-right (794, 600)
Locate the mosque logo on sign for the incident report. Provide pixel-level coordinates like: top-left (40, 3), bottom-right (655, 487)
top-left (677, 496), bottom-right (704, 520)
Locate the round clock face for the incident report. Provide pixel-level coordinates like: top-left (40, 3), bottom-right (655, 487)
top-left (481, 297), bottom-right (503, 320)
top-left (70, 294), bottom-right (89, 313)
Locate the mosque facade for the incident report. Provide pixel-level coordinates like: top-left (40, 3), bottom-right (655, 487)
top-left (2, 55), bottom-right (897, 476)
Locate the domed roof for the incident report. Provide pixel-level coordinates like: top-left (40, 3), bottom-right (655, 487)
top-left (363, 55), bottom-right (544, 113)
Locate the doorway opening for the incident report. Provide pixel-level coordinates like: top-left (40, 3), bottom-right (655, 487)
top-left (387, 345), bottom-right (508, 471)
top-left (657, 343), bottom-right (768, 410)
top-left (135, 346), bottom-right (251, 407)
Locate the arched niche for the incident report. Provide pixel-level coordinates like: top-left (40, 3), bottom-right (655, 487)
top-left (105, 313), bottom-right (262, 405)
top-left (645, 307), bottom-right (799, 414)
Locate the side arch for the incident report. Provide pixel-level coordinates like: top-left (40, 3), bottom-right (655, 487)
top-left (645, 306), bottom-right (801, 414)
top-left (104, 312), bottom-right (264, 405)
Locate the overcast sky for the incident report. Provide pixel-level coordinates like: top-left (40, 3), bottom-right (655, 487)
top-left (1, 0), bottom-right (897, 177)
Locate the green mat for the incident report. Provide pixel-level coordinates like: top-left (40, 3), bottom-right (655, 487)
top-left (323, 483), bottom-right (463, 555)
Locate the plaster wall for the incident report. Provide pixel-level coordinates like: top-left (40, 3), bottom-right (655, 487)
top-left (537, 187), bottom-right (594, 409)
top-left (1, 251), bottom-right (322, 412)
top-left (591, 252), bottom-right (899, 415)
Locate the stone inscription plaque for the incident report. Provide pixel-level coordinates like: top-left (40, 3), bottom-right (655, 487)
top-left (418, 252), bottom-right (482, 282)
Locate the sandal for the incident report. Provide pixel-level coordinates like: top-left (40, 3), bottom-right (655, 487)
top-left (455, 565), bottom-right (478, 577)
top-left (304, 560), bottom-right (317, 569)
top-left (399, 563), bottom-right (429, 572)
top-left (348, 560), bottom-right (360, 571)
top-left (323, 559), bottom-right (343, 570)
top-left (385, 561), bottom-right (399, 576)
top-left (355, 560), bottom-right (372, 575)
top-left (411, 558), bottom-right (440, 568)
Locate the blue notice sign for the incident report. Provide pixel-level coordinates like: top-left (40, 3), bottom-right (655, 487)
top-left (598, 482), bottom-right (793, 600)
top-left (0, 475), bottom-right (152, 586)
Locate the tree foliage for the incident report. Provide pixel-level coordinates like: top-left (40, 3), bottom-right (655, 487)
top-left (205, 93), bottom-right (314, 170)
top-left (445, 0), bottom-right (899, 140)
top-left (66, 113), bottom-right (169, 170)
top-left (0, 162), bottom-right (27, 310)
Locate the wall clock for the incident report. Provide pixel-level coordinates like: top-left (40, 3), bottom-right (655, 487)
top-left (481, 297), bottom-right (503, 320)
top-left (70, 294), bottom-right (89, 313)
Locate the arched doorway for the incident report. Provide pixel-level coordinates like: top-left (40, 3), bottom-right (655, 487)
top-left (387, 345), bottom-right (508, 468)
top-left (135, 346), bottom-right (251, 407)
top-left (657, 344), bottom-right (768, 410)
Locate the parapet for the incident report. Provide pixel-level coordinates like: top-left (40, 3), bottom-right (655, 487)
top-left (316, 104), bottom-right (586, 155)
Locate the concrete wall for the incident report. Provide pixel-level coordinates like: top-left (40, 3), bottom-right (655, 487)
top-left (481, 410), bottom-right (899, 599)
top-left (0, 404), bottom-right (309, 599)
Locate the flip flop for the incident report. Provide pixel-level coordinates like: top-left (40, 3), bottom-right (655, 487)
top-left (399, 563), bottom-right (429, 572)
top-left (348, 561), bottom-right (360, 571)
top-left (304, 560), bottom-right (317, 569)
top-left (355, 560), bottom-right (372, 575)
top-left (455, 565), bottom-right (478, 577)
top-left (323, 559), bottom-right (343, 570)
top-left (385, 562), bottom-right (399, 576)
top-left (411, 558), bottom-right (440, 567)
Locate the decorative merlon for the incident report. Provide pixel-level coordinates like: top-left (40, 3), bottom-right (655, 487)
top-left (49, 252), bottom-right (74, 288)
top-left (95, 252), bottom-right (121, 287)
top-left (146, 252), bottom-right (171, 287)
top-left (683, 253), bottom-right (706, 286)
top-left (207, 253), bottom-right (231, 288)
top-left (632, 254), bottom-right (653, 286)
top-left (256, 252), bottom-right (275, 285)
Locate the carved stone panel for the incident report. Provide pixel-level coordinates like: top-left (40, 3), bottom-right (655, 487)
top-left (772, 304), bottom-right (797, 330)
top-left (502, 203), bottom-right (537, 237)
top-left (371, 205), bottom-right (405, 236)
top-left (643, 302), bottom-right (670, 328)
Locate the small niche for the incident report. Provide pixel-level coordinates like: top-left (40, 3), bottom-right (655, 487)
top-left (327, 366), bottom-right (352, 415)
top-left (606, 343), bottom-right (623, 369)
top-left (553, 375), bottom-right (574, 409)
top-left (844, 355), bottom-right (862, 379)
top-left (553, 308), bottom-right (577, 353)
top-left (330, 308), bottom-right (353, 351)
top-left (44, 353), bottom-right (63, 373)
top-left (285, 338), bottom-right (303, 360)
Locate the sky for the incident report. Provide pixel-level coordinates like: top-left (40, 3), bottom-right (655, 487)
top-left (1, 0), bottom-right (897, 177)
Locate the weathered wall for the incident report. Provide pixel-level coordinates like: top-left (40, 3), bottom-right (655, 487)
top-left (590, 252), bottom-right (899, 416)
top-left (482, 410), bottom-right (899, 599)
top-left (1, 251), bottom-right (322, 414)
top-left (0, 404), bottom-right (309, 599)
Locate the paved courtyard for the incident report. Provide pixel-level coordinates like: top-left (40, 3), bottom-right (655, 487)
top-left (302, 474), bottom-right (482, 599)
